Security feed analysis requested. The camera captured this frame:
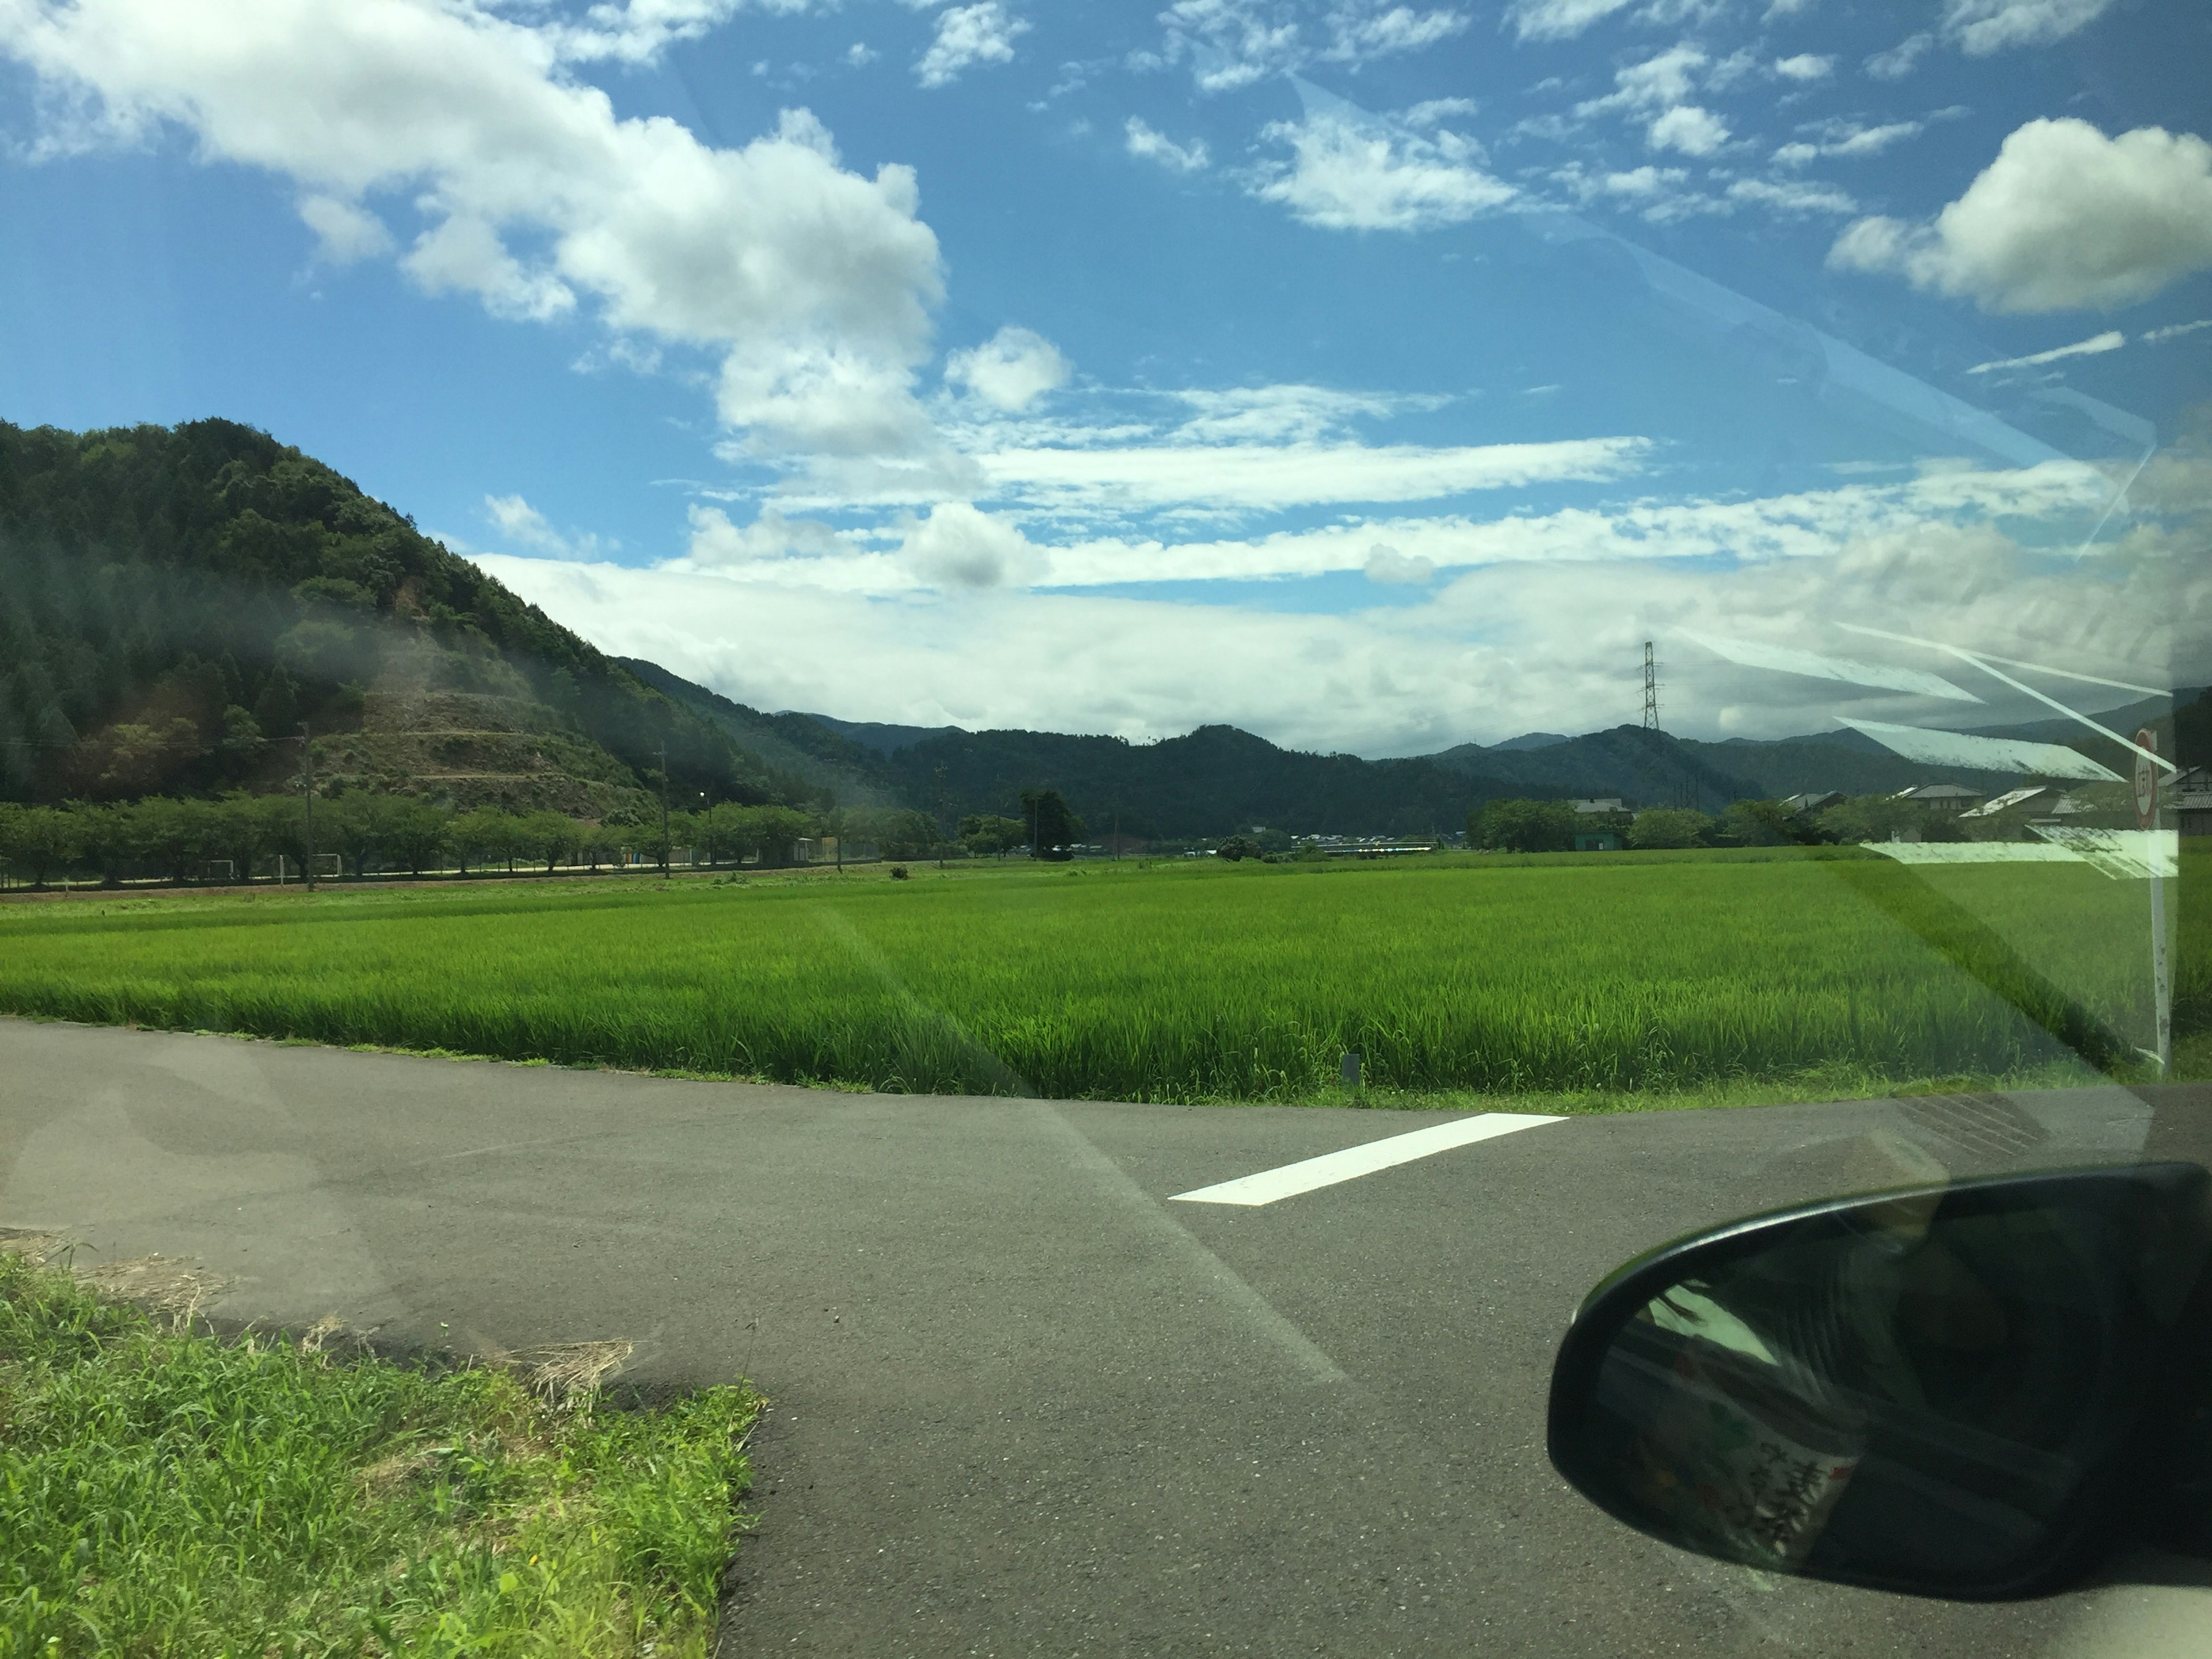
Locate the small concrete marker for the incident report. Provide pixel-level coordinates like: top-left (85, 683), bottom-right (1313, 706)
top-left (1169, 1113), bottom-right (1565, 1207)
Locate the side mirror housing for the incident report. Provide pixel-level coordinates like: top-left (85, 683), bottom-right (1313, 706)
top-left (1547, 1164), bottom-right (2212, 1600)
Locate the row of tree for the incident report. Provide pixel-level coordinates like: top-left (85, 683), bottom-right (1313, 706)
top-left (0, 794), bottom-right (957, 888)
top-left (1466, 792), bottom-right (2043, 854)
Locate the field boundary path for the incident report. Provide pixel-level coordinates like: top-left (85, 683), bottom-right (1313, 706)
top-left (5, 1016), bottom-right (2209, 1658)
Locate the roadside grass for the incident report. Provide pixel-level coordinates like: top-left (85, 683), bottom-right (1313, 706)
top-left (0, 848), bottom-right (2198, 1104)
top-left (0, 1248), bottom-right (761, 1658)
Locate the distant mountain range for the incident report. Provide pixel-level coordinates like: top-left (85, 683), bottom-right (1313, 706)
top-left (7, 416), bottom-right (2197, 841)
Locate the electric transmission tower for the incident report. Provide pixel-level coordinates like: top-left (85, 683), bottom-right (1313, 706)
top-left (1641, 641), bottom-right (1660, 732)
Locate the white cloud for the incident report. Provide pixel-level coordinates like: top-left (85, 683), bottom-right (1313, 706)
top-left (915, 2), bottom-right (1028, 88)
top-left (1772, 142), bottom-right (1819, 167)
top-left (975, 437), bottom-right (1646, 514)
top-left (1771, 54), bottom-right (1831, 79)
top-left (1575, 44), bottom-right (1706, 117)
top-left (1647, 105), bottom-right (1730, 156)
top-left (1401, 97), bottom-right (1478, 127)
top-left (1942, 0), bottom-right (2115, 55)
top-left (1504, 0), bottom-right (1635, 41)
top-left (2144, 318), bottom-right (2211, 344)
top-left (297, 194), bottom-right (393, 264)
top-left (1965, 329), bottom-right (2125, 374)
top-left (846, 41), bottom-right (878, 65)
top-left (467, 458), bottom-right (2201, 756)
top-left (1146, 0), bottom-right (1469, 93)
top-left (1169, 384), bottom-right (1424, 443)
top-left (1828, 120), bottom-right (1921, 157)
top-left (1727, 177), bottom-right (1856, 215)
top-left (945, 325), bottom-right (1071, 411)
top-left (900, 501), bottom-right (1039, 588)
top-left (1124, 116), bottom-right (1210, 173)
top-left (1864, 33), bottom-right (1932, 79)
top-left (0, 0), bottom-right (946, 461)
top-left (1830, 119), bottom-right (2212, 313)
top-left (1321, 5), bottom-right (1469, 62)
top-left (1363, 543), bottom-right (1434, 584)
top-left (544, 0), bottom-right (790, 66)
top-left (1253, 111), bottom-right (1513, 230)
top-left (485, 493), bottom-right (612, 559)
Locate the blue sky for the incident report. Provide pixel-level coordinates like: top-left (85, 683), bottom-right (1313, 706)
top-left (2, 0), bottom-right (2207, 755)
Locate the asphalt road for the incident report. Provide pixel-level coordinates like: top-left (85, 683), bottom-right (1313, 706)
top-left (4, 1016), bottom-right (2209, 1658)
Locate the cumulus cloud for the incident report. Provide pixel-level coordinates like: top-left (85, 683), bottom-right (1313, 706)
top-left (1965, 329), bottom-right (2125, 374)
top-left (1321, 5), bottom-right (1469, 62)
top-left (1124, 116), bottom-right (1210, 173)
top-left (1864, 33), bottom-right (1933, 79)
top-left (915, 2), bottom-right (1027, 88)
top-left (1363, 543), bottom-right (1434, 584)
top-left (1145, 0), bottom-right (1469, 94)
top-left (485, 493), bottom-right (612, 558)
top-left (2145, 319), bottom-right (2211, 344)
top-left (297, 194), bottom-right (394, 263)
top-left (901, 501), bottom-right (1039, 588)
top-left (1771, 53), bottom-right (1832, 79)
top-left (1646, 105), bottom-right (1730, 156)
top-left (469, 460), bottom-right (2202, 756)
top-left (945, 325), bottom-right (1072, 411)
top-left (1252, 111), bottom-right (1513, 230)
top-left (1830, 119), bottom-right (2212, 312)
top-left (1503, 0), bottom-right (1635, 41)
top-left (1941, 0), bottom-right (2115, 55)
top-left (975, 436), bottom-right (1646, 514)
top-left (0, 0), bottom-right (946, 460)
top-left (1727, 177), bottom-right (1855, 215)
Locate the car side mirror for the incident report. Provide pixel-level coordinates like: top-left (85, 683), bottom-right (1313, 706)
top-left (1547, 1164), bottom-right (2212, 1600)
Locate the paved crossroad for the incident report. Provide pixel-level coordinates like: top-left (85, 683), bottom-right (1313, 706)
top-left (3, 1017), bottom-right (2207, 1658)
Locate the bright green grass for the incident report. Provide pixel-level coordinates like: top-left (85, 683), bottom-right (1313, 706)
top-left (0, 1250), bottom-right (760, 1658)
top-left (2, 849), bottom-right (2198, 1101)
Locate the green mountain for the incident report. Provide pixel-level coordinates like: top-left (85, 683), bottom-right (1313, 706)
top-left (0, 419), bottom-right (796, 816)
top-left (11, 416), bottom-right (2194, 839)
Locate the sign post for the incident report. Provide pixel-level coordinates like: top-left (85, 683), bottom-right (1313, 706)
top-left (2135, 727), bottom-right (2169, 1076)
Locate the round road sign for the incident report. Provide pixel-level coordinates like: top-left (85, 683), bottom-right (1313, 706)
top-left (2134, 727), bottom-right (2160, 830)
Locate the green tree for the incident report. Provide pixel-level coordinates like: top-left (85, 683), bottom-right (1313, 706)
top-left (210, 791), bottom-right (276, 883)
top-left (1720, 798), bottom-right (1827, 847)
top-left (71, 800), bottom-right (139, 887)
top-left (1471, 798), bottom-right (1578, 853)
top-left (1018, 788), bottom-right (1085, 858)
top-left (1627, 808), bottom-right (1714, 850)
top-left (134, 797), bottom-right (218, 884)
top-left (0, 805), bottom-right (77, 888)
top-left (519, 809), bottom-right (582, 874)
top-left (384, 800), bottom-right (453, 875)
top-left (449, 808), bottom-right (521, 876)
top-left (1217, 834), bottom-right (1262, 862)
top-left (1815, 793), bottom-right (1921, 845)
top-left (328, 793), bottom-right (393, 878)
top-left (957, 814), bottom-right (1027, 858)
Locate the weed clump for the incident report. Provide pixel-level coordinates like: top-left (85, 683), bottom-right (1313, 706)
top-left (0, 1249), bottom-right (761, 1657)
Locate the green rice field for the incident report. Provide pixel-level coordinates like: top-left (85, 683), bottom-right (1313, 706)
top-left (0, 848), bottom-right (2201, 1103)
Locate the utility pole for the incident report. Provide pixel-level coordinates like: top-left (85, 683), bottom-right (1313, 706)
top-left (657, 740), bottom-right (670, 877)
top-left (1642, 641), bottom-right (1660, 732)
top-left (299, 722), bottom-right (317, 892)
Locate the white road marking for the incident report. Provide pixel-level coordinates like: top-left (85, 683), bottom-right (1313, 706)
top-left (1169, 1113), bottom-right (1565, 1207)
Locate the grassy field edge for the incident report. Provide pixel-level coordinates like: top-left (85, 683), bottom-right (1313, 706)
top-left (0, 1246), bottom-right (763, 1658)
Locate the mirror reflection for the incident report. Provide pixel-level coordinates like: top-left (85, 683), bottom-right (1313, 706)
top-left (1581, 1191), bottom-right (2154, 1590)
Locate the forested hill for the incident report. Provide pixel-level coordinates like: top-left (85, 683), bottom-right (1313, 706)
top-left (859, 721), bottom-right (1766, 839)
top-left (0, 419), bottom-right (793, 815)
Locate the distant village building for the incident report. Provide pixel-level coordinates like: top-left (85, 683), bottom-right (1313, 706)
top-left (1892, 783), bottom-right (1987, 815)
top-left (1780, 791), bottom-right (1843, 815)
top-left (2176, 766), bottom-right (2211, 838)
top-left (1569, 798), bottom-right (1626, 814)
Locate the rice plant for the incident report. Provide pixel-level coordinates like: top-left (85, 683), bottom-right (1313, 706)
top-left (0, 849), bottom-right (2196, 1101)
